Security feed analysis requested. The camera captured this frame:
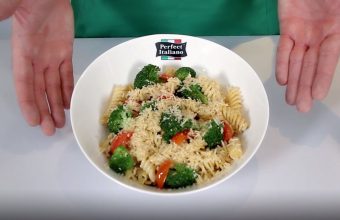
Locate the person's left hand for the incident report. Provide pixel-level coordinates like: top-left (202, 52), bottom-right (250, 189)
top-left (276, 0), bottom-right (340, 112)
top-left (12, 0), bottom-right (74, 135)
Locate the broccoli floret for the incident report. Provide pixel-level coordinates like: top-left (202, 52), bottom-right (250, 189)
top-left (175, 67), bottom-right (196, 81)
top-left (160, 113), bottom-right (182, 142)
top-left (182, 119), bottom-right (193, 130)
top-left (134, 64), bottom-right (160, 89)
top-left (177, 84), bottom-right (208, 104)
top-left (160, 112), bottom-right (192, 143)
top-left (203, 120), bottom-right (223, 149)
top-left (165, 163), bottom-right (197, 188)
top-left (109, 146), bottom-right (135, 174)
top-left (108, 105), bottom-right (132, 134)
top-left (141, 100), bottom-right (157, 112)
top-left (191, 120), bottom-right (202, 131)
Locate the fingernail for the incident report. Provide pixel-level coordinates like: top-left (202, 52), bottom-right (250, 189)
top-left (312, 85), bottom-right (326, 100)
top-left (53, 111), bottom-right (66, 128)
top-left (297, 101), bottom-right (312, 113)
top-left (286, 94), bottom-right (296, 105)
top-left (64, 99), bottom-right (70, 109)
top-left (41, 117), bottom-right (56, 136)
top-left (26, 110), bottom-right (40, 127)
top-left (276, 75), bottom-right (287, 86)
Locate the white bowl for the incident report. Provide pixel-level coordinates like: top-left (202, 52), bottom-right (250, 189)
top-left (71, 34), bottom-right (269, 195)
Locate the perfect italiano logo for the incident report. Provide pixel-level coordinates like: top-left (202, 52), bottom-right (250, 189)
top-left (155, 39), bottom-right (187, 60)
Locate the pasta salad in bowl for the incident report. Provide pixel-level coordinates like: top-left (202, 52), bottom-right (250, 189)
top-left (71, 34), bottom-right (269, 195)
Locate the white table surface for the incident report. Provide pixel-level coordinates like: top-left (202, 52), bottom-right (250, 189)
top-left (1, 34), bottom-right (340, 219)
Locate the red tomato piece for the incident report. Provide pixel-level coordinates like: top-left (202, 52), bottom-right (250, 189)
top-left (157, 95), bottom-right (172, 100)
top-left (223, 122), bottom-right (234, 142)
top-left (110, 131), bottom-right (134, 153)
top-left (159, 73), bottom-right (173, 81)
top-left (171, 130), bottom-right (190, 145)
top-left (155, 160), bottom-right (172, 189)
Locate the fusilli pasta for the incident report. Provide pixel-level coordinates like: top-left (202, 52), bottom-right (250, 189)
top-left (100, 64), bottom-right (250, 189)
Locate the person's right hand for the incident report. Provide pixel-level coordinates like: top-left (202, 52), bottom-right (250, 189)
top-left (12, 0), bottom-right (74, 135)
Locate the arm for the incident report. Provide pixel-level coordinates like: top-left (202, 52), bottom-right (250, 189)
top-left (276, 0), bottom-right (340, 112)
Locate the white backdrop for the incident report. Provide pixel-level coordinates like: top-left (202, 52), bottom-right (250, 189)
top-left (0, 18), bottom-right (11, 39)
top-left (1, 17), bottom-right (340, 219)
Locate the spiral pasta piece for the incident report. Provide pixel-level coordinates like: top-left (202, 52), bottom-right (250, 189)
top-left (225, 87), bottom-right (243, 110)
top-left (140, 159), bottom-right (156, 182)
top-left (227, 137), bottom-right (243, 160)
top-left (101, 85), bottom-right (132, 124)
top-left (222, 106), bottom-right (249, 134)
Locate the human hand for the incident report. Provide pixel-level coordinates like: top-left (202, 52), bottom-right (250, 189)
top-left (276, 0), bottom-right (340, 112)
top-left (12, 0), bottom-right (74, 135)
